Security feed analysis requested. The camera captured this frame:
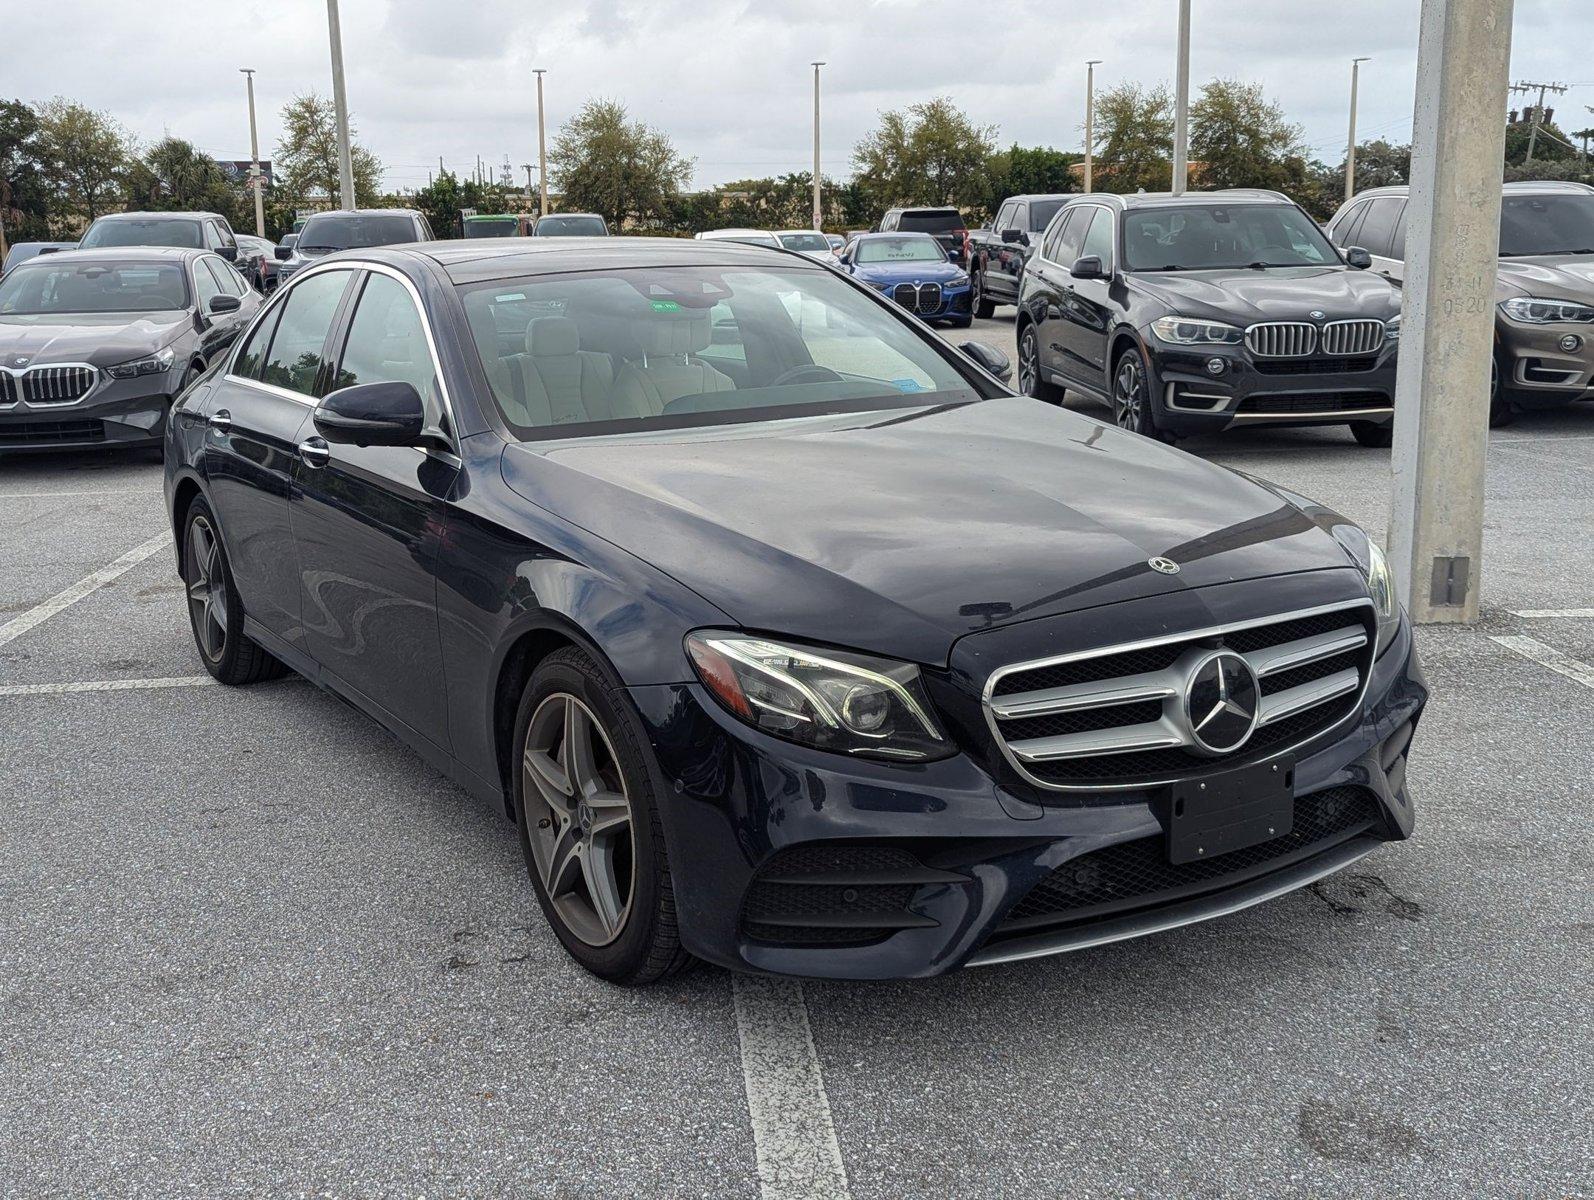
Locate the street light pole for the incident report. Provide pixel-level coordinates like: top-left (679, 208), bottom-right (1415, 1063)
top-left (1084, 60), bottom-right (1102, 192)
top-left (534, 69), bottom-right (549, 219)
top-left (811, 62), bottom-right (825, 231)
top-left (1347, 57), bottom-right (1371, 204)
top-left (240, 68), bottom-right (266, 237)
top-left (1172, 0), bottom-right (1190, 195)
top-left (324, 0), bottom-right (356, 210)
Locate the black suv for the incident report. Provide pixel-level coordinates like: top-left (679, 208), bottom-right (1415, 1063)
top-left (79, 211), bottom-right (241, 264)
top-left (1017, 190), bottom-right (1403, 446)
top-left (275, 209), bottom-right (435, 285)
top-left (877, 207), bottom-right (970, 268)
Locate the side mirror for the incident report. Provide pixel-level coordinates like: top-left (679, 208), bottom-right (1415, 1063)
top-left (208, 295), bottom-right (242, 314)
top-left (1070, 255), bottom-right (1106, 280)
top-left (1345, 246), bottom-right (1372, 270)
top-left (219, 245), bottom-right (239, 264)
top-left (960, 340), bottom-right (1012, 383)
top-left (313, 381), bottom-right (426, 448)
top-left (274, 245), bottom-right (293, 261)
top-left (1000, 228), bottom-right (1022, 244)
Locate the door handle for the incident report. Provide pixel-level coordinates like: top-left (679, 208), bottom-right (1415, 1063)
top-left (207, 410), bottom-right (231, 432)
top-left (298, 437), bottom-right (331, 468)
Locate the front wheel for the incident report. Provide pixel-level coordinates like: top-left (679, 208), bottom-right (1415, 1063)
top-left (972, 269), bottom-right (996, 319)
top-left (1489, 354), bottom-right (1517, 428)
top-left (1017, 323), bottom-right (1064, 403)
top-left (513, 647), bottom-right (691, 986)
top-left (946, 315), bottom-right (973, 329)
top-left (1112, 346), bottom-right (1164, 439)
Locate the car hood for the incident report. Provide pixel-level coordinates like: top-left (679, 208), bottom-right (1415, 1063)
top-left (0, 311), bottom-right (190, 368)
top-left (1127, 266), bottom-right (1400, 326)
top-left (852, 259), bottom-right (966, 285)
top-left (499, 397), bottom-right (1363, 666)
top-left (1495, 254), bottom-right (1594, 301)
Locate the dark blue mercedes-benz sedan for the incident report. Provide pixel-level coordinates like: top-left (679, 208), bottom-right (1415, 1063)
top-left (163, 237), bottom-right (1425, 984)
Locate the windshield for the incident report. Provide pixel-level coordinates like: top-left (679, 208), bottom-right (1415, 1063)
top-left (458, 265), bottom-right (981, 438)
top-left (299, 214), bottom-right (417, 251)
top-left (856, 236), bottom-right (948, 265)
top-left (537, 215), bottom-right (607, 236)
top-left (0, 260), bottom-right (189, 314)
top-left (80, 219), bottom-right (201, 249)
top-left (1123, 203), bottom-right (1337, 271)
top-left (1030, 199), bottom-right (1067, 232)
top-left (897, 211), bottom-right (964, 233)
top-left (464, 217), bottom-right (519, 237)
top-left (779, 233), bottom-right (831, 253)
top-left (1499, 194), bottom-right (1594, 256)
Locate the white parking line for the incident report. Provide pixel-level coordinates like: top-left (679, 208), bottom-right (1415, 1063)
top-left (1511, 609), bottom-right (1594, 619)
top-left (0, 530), bottom-right (173, 650)
top-left (0, 675), bottom-right (214, 697)
top-left (733, 975), bottom-right (851, 1200)
top-left (1, 490), bottom-right (149, 499)
top-left (1489, 635), bottom-right (1594, 691)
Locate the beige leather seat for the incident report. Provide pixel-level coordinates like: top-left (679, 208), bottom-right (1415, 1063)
top-left (498, 317), bottom-right (614, 428)
top-left (608, 310), bottom-right (734, 419)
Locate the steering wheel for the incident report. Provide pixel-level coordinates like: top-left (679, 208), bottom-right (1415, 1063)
top-left (767, 364), bottom-right (845, 387)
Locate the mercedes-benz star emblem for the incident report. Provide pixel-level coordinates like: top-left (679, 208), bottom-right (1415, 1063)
top-left (1184, 650), bottom-right (1261, 754)
top-left (1309, 310), bottom-right (1327, 321)
top-left (1148, 557), bottom-right (1181, 575)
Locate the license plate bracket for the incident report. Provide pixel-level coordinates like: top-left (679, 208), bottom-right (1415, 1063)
top-left (1167, 758), bottom-right (1295, 865)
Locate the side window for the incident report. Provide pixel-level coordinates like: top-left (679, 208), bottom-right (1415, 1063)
top-left (1329, 201), bottom-right (1368, 247)
top-left (1056, 207), bottom-right (1090, 265)
top-left (1012, 204), bottom-right (1029, 235)
top-left (993, 203), bottom-right (1014, 233)
top-left (1389, 209), bottom-right (1411, 260)
top-left (260, 270), bottom-right (352, 396)
top-left (192, 259), bottom-right (223, 312)
top-left (232, 304), bottom-right (283, 379)
top-left (882, 212), bottom-right (897, 231)
top-left (1041, 209), bottom-right (1075, 263)
top-left (206, 222), bottom-right (226, 250)
top-left (1355, 198), bottom-right (1404, 258)
top-left (331, 272), bottom-right (443, 425)
top-left (1080, 208), bottom-right (1114, 267)
top-left (203, 256), bottom-right (245, 298)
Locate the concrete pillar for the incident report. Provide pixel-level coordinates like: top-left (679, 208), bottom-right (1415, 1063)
top-left (1388, 0), bottom-right (1514, 624)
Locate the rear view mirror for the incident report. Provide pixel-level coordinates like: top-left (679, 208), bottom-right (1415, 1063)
top-left (1070, 255), bottom-right (1106, 280)
top-left (1345, 246), bottom-right (1373, 269)
top-left (314, 381), bottom-right (426, 448)
top-left (960, 340), bottom-right (1012, 383)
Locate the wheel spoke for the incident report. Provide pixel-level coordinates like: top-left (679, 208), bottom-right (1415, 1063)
top-left (523, 744), bottom-right (575, 814)
top-left (562, 700), bottom-right (600, 797)
top-left (586, 792), bottom-right (631, 838)
top-left (542, 823), bottom-right (584, 898)
top-left (581, 837), bottom-right (624, 936)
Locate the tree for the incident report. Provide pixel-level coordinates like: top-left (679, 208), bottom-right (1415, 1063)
top-left (125, 136), bottom-right (245, 223)
top-left (33, 97), bottom-right (134, 228)
top-left (549, 99), bottom-right (692, 230)
top-left (852, 98), bottom-right (998, 213)
top-left (1504, 108), bottom-right (1578, 165)
top-left (1, 99), bottom-right (51, 245)
top-left (411, 170), bottom-right (513, 237)
top-left (274, 92), bottom-right (383, 208)
top-left (1190, 79), bottom-right (1311, 193)
top-left (1091, 83), bottom-right (1173, 193)
top-left (983, 145), bottom-right (1080, 212)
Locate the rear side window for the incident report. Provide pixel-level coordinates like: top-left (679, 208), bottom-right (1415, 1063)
top-left (1354, 198), bottom-right (1405, 258)
top-left (260, 270), bottom-right (352, 396)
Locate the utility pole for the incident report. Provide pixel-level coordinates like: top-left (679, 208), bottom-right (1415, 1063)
top-left (1510, 80), bottom-right (1568, 163)
top-left (534, 69), bottom-right (549, 218)
top-left (1346, 57), bottom-right (1370, 204)
top-left (324, 0), bottom-right (356, 210)
top-left (522, 164), bottom-right (535, 197)
top-left (1389, 0), bottom-right (1513, 625)
top-left (239, 69), bottom-right (267, 237)
top-left (1172, 0), bottom-right (1190, 194)
top-left (811, 62), bottom-right (825, 231)
top-left (1084, 60), bottom-right (1102, 192)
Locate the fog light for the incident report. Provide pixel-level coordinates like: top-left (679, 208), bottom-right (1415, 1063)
top-left (1559, 334), bottom-right (1581, 353)
top-left (1205, 357), bottom-right (1227, 376)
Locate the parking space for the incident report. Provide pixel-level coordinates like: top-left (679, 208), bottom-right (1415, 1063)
top-left (2, 330), bottom-right (1591, 1195)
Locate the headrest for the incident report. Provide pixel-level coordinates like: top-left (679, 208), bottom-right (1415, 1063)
top-left (636, 309), bottom-right (712, 357)
top-left (526, 316), bottom-right (581, 357)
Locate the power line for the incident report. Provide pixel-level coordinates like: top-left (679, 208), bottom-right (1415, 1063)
top-left (1509, 80), bottom-right (1569, 163)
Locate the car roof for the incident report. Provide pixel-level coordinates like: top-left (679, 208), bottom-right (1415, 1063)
top-left (698, 228), bottom-right (775, 237)
top-left (1072, 189), bottom-right (1294, 210)
top-left (91, 211), bottom-right (224, 222)
top-left (889, 206), bottom-right (961, 214)
top-left (1350, 181), bottom-right (1594, 201)
top-left (540, 212), bottom-right (604, 220)
top-left (7, 246), bottom-right (207, 265)
top-left (350, 238), bottom-right (822, 284)
top-left (303, 208), bottom-right (422, 220)
top-left (1002, 194), bottom-right (1072, 204)
top-left (853, 231), bottom-right (937, 239)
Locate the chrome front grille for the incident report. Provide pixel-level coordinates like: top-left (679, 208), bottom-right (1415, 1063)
top-left (1320, 319), bottom-right (1385, 356)
top-left (983, 601), bottom-right (1377, 792)
top-left (0, 372), bottom-right (16, 406)
top-left (1245, 322), bottom-right (1318, 358)
top-left (891, 282), bottom-right (943, 315)
top-left (4, 365), bottom-right (98, 406)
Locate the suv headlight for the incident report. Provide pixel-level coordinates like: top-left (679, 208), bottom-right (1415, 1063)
top-left (106, 346), bottom-right (176, 379)
top-left (1499, 297), bottom-right (1594, 324)
top-left (947, 272), bottom-right (970, 287)
top-left (1150, 316), bottom-right (1244, 345)
top-left (686, 632), bottom-right (951, 761)
top-left (1384, 315), bottom-right (1401, 342)
top-left (1334, 525), bottom-right (1401, 657)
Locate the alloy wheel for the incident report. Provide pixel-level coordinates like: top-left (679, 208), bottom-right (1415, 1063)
top-left (1114, 356), bottom-right (1144, 431)
top-left (1018, 328), bottom-right (1039, 395)
top-left (522, 692), bottom-right (636, 948)
top-left (971, 271), bottom-right (983, 312)
top-left (185, 516), bottom-right (227, 662)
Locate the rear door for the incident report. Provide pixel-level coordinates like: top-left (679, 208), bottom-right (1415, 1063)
top-left (201, 267), bottom-right (357, 641)
top-left (291, 267), bottom-right (459, 751)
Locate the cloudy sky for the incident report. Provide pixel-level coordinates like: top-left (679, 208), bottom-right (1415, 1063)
top-left (8, 0), bottom-right (1593, 193)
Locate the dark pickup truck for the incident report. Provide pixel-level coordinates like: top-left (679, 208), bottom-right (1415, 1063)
top-left (877, 207), bottom-right (971, 269)
top-left (968, 193), bottom-right (1072, 317)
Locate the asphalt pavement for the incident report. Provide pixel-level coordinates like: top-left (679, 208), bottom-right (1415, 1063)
top-left (1, 313), bottom-right (1590, 1198)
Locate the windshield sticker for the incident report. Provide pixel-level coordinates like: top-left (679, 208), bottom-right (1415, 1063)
top-left (892, 378), bottom-right (925, 393)
top-left (650, 299), bottom-right (682, 312)
top-left (494, 293), bottom-right (526, 302)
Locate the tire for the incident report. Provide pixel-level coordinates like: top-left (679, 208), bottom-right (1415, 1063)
top-left (512, 646), bottom-right (692, 986)
top-left (1017, 322), bottom-right (1065, 403)
top-left (1350, 421), bottom-right (1393, 447)
top-left (1111, 345), bottom-right (1164, 439)
top-left (1489, 353), bottom-right (1517, 428)
top-left (181, 496), bottom-right (288, 685)
top-left (947, 315), bottom-right (973, 329)
top-left (972, 268), bottom-right (996, 319)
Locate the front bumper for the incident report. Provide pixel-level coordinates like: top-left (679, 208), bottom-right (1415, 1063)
top-left (1497, 316), bottom-right (1594, 405)
top-left (1146, 336), bottom-right (1399, 436)
top-left (0, 373), bottom-right (177, 452)
top-left (875, 282), bottom-right (973, 322)
top-left (632, 598), bottom-right (1425, 980)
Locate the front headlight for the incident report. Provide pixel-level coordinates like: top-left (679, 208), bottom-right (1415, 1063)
top-left (947, 273), bottom-right (970, 287)
top-left (685, 632), bottom-right (952, 761)
top-left (1384, 315), bottom-right (1401, 342)
top-left (1334, 526), bottom-right (1401, 657)
top-left (1150, 316), bottom-right (1244, 345)
top-left (1499, 296), bottom-right (1594, 325)
top-left (106, 346), bottom-right (176, 379)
